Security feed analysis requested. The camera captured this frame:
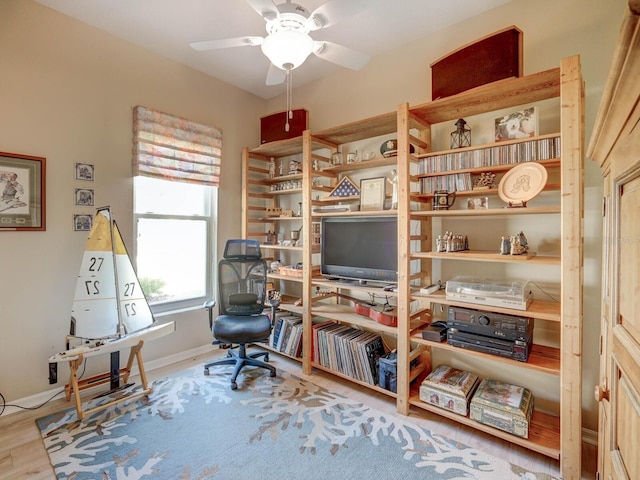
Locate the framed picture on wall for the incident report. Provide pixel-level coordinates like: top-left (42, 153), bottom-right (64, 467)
top-left (74, 188), bottom-right (94, 206)
top-left (0, 151), bottom-right (46, 231)
top-left (75, 162), bottom-right (94, 181)
top-left (73, 214), bottom-right (93, 232)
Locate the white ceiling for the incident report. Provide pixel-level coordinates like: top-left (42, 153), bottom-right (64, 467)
top-left (34, 0), bottom-right (512, 99)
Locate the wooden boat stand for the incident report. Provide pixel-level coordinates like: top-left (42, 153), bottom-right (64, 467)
top-left (64, 340), bottom-right (152, 420)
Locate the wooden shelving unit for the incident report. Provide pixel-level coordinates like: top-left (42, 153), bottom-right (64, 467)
top-left (394, 55), bottom-right (583, 479)
top-left (241, 55), bottom-right (584, 479)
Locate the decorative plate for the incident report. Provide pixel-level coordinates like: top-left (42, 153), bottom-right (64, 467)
top-left (498, 162), bottom-right (548, 206)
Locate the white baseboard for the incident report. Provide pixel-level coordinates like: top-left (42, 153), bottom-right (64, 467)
top-left (1, 344), bottom-right (214, 417)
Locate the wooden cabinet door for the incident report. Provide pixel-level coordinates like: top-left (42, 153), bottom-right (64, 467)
top-left (589, 6), bottom-right (640, 478)
top-left (606, 172), bottom-right (640, 480)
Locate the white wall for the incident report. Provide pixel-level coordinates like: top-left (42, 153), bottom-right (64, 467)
top-left (0, 1), bottom-right (264, 403)
top-left (265, 0), bottom-right (626, 432)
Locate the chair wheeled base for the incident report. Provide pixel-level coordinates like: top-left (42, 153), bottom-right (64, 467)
top-left (204, 344), bottom-right (276, 390)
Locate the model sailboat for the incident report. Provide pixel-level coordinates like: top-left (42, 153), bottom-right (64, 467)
top-left (49, 206), bottom-right (174, 419)
top-left (71, 206), bottom-right (157, 339)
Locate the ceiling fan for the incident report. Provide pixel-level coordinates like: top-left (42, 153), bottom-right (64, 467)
top-left (190, 0), bottom-right (372, 86)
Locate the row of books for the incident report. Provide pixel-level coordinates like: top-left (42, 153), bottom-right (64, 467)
top-left (312, 321), bottom-right (386, 386)
top-left (420, 173), bottom-right (472, 194)
top-left (270, 313), bottom-right (303, 358)
top-left (419, 136), bottom-right (561, 174)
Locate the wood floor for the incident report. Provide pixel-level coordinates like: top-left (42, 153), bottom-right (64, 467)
top-left (0, 347), bottom-right (597, 479)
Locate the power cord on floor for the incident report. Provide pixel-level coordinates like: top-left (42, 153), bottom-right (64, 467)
top-left (0, 388), bottom-right (65, 416)
top-left (0, 356), bottom-right (88, 416)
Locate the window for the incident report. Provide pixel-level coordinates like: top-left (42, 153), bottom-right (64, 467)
top-left (132, 106), bottom-right (221, 313)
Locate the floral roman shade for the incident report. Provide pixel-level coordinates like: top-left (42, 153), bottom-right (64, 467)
top-left (132, 106), bottom-right (222, 187)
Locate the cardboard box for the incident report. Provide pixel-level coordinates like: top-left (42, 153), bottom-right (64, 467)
top-left (470, 378), bottom-right (534, 438)
top-left (419, 365), bottom-right (480, 416)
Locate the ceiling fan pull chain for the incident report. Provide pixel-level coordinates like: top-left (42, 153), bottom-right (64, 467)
top-left (285, 68), bottom-right (292, 132)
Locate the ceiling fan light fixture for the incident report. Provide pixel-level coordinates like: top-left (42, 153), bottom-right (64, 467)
top-left (261, 30), bottom-right (313, 71)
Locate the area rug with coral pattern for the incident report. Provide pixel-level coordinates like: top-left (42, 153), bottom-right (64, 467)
top-left (36, 362), bottom-right (559, 479)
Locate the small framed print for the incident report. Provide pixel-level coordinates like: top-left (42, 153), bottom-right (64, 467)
top-left (467, 197), bottom-right (489, 209)
top-left (359, 177), bottom-right (386, 211)
top-left (75, 162), bottom-right (94, 181)
top-left (74, 188), bottom-right (94, 206)
top-left (73, 214), bottom-right (93, 231)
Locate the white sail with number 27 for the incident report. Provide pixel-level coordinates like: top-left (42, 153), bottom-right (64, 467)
top-left (71, 207), bottom-right (155, 339)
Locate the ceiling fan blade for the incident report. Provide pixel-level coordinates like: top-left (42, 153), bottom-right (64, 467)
top-left (313, 41), bottom-right (370, 70)
top-left (246, 0), bottom-right (279, 21)
top-left (265, 63), bottom-right (287, 85)
top-left (190, 36), bottom-right (263, 51)
top-left (306, 0), bottom-right (371, 30)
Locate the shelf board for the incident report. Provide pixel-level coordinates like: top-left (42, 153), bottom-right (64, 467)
top-left (313, 208), bottom-right (396, 217)
top-left (309, 304), bottom-right (399, 334)
top-left (311, 361), bottom-right (398, 398)
top-left (411, 333), bottom-right (560, 375)
top-left (416, 158), bottom-right (561, 178)
top-left (278, 303), bottom-right (303, 315)
top-left (318, 156), bottom-right (397, 173)
top-left (267, 273), bottom-right (303, 282)
top-left (310, 359), bottom-right (426, 395)
top-left (249, 137), bottom-right (303, 157)
top-left (408, 389), bottom-right (561, 459)
top-left (262, 173), bottom-right (303, 184)
top-left (256, 216), bottom-right (303, 222)
top-left (409, 67), bottom-right (560, 125)
top-left (314, 195), bottom-right (360, 204)
top-left (267, 188), bottom-right (303, 196)
top-left (309, 303), bottom-right (428, 334)
top-left (249, 136), bottom-right (332, 158)
top-left (411, 183), bottom-right (561, 201)
top-left (313, 111), bottom-right (398, 145)
top-left (258, 342), bottom-right (303, 363)
top-left (414, 250), bottom-right (560, 265)
top-left (416, 134), bottom-right (561, 160)
top-left (261, 244), bottom-right (303, 251)
top-left (411, 206), bottom-right (560, 217)
top-left (412, 290), bottom-right (561, 322)
top-left (312, 278), bottom-right (398, 296)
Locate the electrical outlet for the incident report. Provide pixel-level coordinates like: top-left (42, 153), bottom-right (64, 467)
top-left (49, 362), bottom-right (57, 384)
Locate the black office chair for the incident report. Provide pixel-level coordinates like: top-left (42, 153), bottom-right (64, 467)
top-left (203, 239), bottom-right (277, 389)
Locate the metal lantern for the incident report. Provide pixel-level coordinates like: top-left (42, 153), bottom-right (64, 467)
top-left (450, 118), bottom-right (471, 149)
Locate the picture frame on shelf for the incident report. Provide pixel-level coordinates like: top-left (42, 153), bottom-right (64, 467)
top-left (494, 106), bottom-right (538, 142)
top-left (467, 197), bottom-right (489, 209)
top-left (0, 151), bottom-right (46, 231)
top-left (359, 177), bottom-right (386, 211)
